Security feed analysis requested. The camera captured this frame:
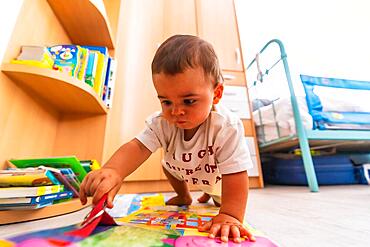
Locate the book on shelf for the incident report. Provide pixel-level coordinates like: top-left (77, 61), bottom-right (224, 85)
top-left (92, 51), bottom-right (106, 97)
top-left (76, 47), bottom-right (89, 81)
top-left (59, 168), bottom-right (81, 193)
top-left (48, 45), bottom-right (81, 77)
top-left (0, 200), bottom-right (53, 210)
top-left (103, 57), bottom-right (116, 108)
top-left (79, 159), bottom-right (101, 173)
top-left (0, 191), bottom-right (73, 206)
top-left (37, 166), bottom-right (79, 198)
top-left (84, 51), bottom-right (98, 87)
top-left (0, 185), bottom-right (63, 199)
top-left (82, 46), bottom-right (109, 97)
top-left (9, 156), bottom-right (87, 183)
top-left (0, 168), bottom-right (60, 187)
top-left (11, 45), bottom-right (54, 69)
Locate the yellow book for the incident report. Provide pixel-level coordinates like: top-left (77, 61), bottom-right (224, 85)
top-left (90, 160), bottom-right (101, 171)
top-left (92, 51), bottom-right (105, 96)
top-left (0, 185), bottom-right (63, 199)
top-left (77, 47), bottom-right (89, 81)
top-left (11, 59), bottom-right (53, 69)
top-left (11, 45), bottom-right (54, 69)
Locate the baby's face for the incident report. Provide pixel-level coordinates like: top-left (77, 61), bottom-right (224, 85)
top-left (153, 67), bottom-right (217, 131)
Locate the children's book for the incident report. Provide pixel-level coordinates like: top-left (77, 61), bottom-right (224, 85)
top-left (76, 47), bottom-right (89, 81)
top-left (0, 191), bottom-right (73, 206)
top-left (82, 46), bottom-right (109, 97)
top-left (1, 193), bottom-right (279, 247)
top-left (84, 51), bottom-right (97, 87)
top-left (49, 169), bottom-right (79, 198)
top-left (0, 168), bottom-right (60, 187)
top-left (0, 200), bottom-right (53, 210)
top-left (90, 159), bottom-right (101, 171)
top-left (92, 51), bottom-right (106, 96)
top-left (79, 159), bottom-right (101, 173)
top-left (9, 156), bottom-right (87, 182)
top-left (104, 58), bottom-right (116, 108)
top-left (0, 185), bottom-right (63, 199)
top-left (11, 45), bottom-right (54, 69)
top-left (101, 56), bottom-right (111, 102)
top-left (59, 168), bottom-right (81, 191)
top-left (48, 45), bottom-right (81, 77)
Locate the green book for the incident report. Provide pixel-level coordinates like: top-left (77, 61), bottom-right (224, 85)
top-left (9, 156), bottom-right (87, 183)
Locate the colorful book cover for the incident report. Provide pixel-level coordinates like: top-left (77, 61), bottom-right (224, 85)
top-left (76, 47), bottom-right (89, 81)
top-left (84, 51), bottom-right (97, 87)
top-left (0, 169), bottom-right (60, 187)
top-left (0, 185), bottom-right (63, 199)
top-left (1, 193), bottom-right (279, 246)
top-left (48, 45), bottom-right (81, 77)
top-left (0, 191), bottom-right (73, 206)
top-left (9, 156), bottom-right (87, 183)
top-left (82, 46), bottom-right (109, 97)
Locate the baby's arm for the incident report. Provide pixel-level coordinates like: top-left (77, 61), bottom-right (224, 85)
top-left (79, 138), bottom-right (151, 208)
top-left (199, 171), bottom-right (255, 242)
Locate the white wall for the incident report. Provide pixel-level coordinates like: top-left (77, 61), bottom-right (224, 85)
top-left (0, 0), bottom-right (23, 62)
top-left (235, 0), bottom-right (370, 97)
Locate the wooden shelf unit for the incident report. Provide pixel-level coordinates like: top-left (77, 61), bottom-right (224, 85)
top-left (0, 198), bottom-right (91, 225)
top-left (1, 63), bottom-right (107, 114)
top-left (0, 0), bottom-right (120, 224)
top-left (47, 0), bottom-right (115, 49)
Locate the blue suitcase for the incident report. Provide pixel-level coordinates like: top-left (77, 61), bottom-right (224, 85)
top-left (262, 155), bottom-right (358, 185)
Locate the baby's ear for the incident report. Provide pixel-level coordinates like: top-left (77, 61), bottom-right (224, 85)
top-left (213, 83), bottom-right (224, 104)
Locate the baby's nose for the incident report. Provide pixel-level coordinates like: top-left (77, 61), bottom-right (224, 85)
top-left (171, 105), bottom-right (185, 115)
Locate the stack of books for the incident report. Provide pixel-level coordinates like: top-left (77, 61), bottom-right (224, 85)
top-left (11, 44), bottom-right (116, 108)
top-left (0, 156), bottom-right (100, 210)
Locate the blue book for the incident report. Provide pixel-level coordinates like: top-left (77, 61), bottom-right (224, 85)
top-left (0, 191), bottom-right (73, 206)
top-left (104, 58), bottom-right (116, 108)
top-left (102, 56), bottom-right (112, 102)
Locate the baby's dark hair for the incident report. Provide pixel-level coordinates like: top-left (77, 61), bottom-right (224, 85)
top-left (151, 35), bottom-right (223, 87)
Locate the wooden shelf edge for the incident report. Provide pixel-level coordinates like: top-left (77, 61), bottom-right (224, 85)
top-left (47, 0), bottom-right (115, 49)
top-left (1, 63), bottom-right (107, 114)
top-left (0, 198), bottom-right (91, 225)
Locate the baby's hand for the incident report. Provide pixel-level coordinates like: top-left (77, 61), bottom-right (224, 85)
top-left (198, 213), bottom-right (256, 243)
top-left (79, 168), bottom-right (123, 208)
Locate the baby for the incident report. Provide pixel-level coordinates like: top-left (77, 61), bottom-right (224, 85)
top-left (80, 35), bottom-right (255, 243)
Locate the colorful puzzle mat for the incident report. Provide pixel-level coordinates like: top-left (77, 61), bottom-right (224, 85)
top-left (1, 194), bottom-right (279, 246)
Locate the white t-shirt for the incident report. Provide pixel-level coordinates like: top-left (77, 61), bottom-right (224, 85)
top-left (136, 104), bottom-right (253, 197)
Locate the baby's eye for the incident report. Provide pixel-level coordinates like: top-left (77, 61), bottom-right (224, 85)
top-left (183, 99), bottom-right (195, 105)
top-left (161, 100), bottom-right (172, 106)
